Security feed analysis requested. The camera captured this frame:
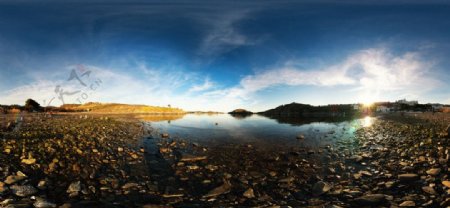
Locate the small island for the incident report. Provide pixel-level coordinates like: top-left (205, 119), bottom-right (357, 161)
top-left (228, 108), bottom-right (253, 115)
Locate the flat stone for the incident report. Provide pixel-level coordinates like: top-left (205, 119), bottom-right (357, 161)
top-left (21, 158), bottom-right (36, 165)
top-left (122, 183), bottom-right (138, 189)
top-left (398, 174), bottom-right (419, 182)
top-left (426, 168), bottom-right (441, 176)
top-left (442, 181), bottom-right (450, 188)
top-left (354, 194), bottom-right (386, 206)
top-left (203, 181), bottom-right (232, 198)
top-left (180, 154), bottom-right (207, 162)
top-left (399, 201), bottom-right (415, 207)
top-left (312, 181), bottom-right (331, 196)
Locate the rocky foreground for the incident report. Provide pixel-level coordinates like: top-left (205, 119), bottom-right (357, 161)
top-left (0, 114), bottom-right (154, 207)
top-left (0, 113), bottom-right (449, 207)
top-left (148, 113), bottom-right (449, 207)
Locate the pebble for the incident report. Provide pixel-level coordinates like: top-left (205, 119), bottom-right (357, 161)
top-left (243, 188), bottom-right (255, 198)
top-left (426, 168), bottom-right (441, 176)
top-left (4, 175), bottom-right (26, 185)
top-left (442, 181), bottom-right (450, 188)
top-left (399, 200), bottom-right (415, 207)
top-left (422, 186), bottom-right (436, 195)
top-left (0, 182), bottom-right (7, 193)
top-left (21, 158), bottom-right (36, 165)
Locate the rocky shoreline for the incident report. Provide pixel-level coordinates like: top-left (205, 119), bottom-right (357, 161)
top-left (1, 113), bottom-right (449, 207)
top-left (0, 114), bottom-right (155, 207)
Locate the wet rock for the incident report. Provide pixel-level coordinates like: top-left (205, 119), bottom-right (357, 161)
top-left (442, 181), bottom-right (450, 188)
top-left (426, 168), bottom-right (441, 176)
top-left (312, 181), bottom-right (331, 196)
top-left (296, 134), bottom-right (305, 139)
top-left (353, 194), bottom-right (386, 206)
top-left (243, 188), bottom-right (255, 198)
top-left (33, 198), bottom-right (57, 208)
top-left (422, 186), bottom-right (437, 195)
top-left (21, 158), bottom-right (36, 165)
top-left (399, 200), bottom-right (415, 207)
top-left (0, 181), bottom-right (7, 193)
top-left (180, 154), bottom-right (207, 162)
top-left (204, 180), bottom-right (232, 198)
top-left (398, 173), bottom-right (419, 182)
top-left (10, 185), bottom-right (38, 197)
top-left (161, 133), bottom-right (169, 138)
top-left (37, 180), bottom-right (47, 190)
top-left (122, 183), bottom-right (138, 189)
top-left (4, 175), bottom-right (26, 185)
top-left (67, 181), bottom-right (81, 197)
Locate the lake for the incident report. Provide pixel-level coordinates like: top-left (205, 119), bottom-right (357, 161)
top-left (141, 113), bottom-right (374, 151)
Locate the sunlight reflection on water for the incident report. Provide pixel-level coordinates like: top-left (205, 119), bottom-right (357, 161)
top-left (363, 116), bottom-right (373, 127)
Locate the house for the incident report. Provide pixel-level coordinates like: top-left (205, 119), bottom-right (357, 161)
top-left (376, 105), bottom-right (392, 113)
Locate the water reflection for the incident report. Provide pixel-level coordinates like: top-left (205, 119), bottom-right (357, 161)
top-left (141, 114), bottom-right (373, 150)
top-left (135, 114), bottom-right (185, 122)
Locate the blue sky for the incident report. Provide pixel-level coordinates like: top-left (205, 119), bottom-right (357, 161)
top-left (1, 1), bottom-right (449, 111)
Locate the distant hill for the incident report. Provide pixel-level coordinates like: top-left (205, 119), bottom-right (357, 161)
top-left (61, 102), bottom-right (185, 114)
top-left (260, 102), bottom-right (357, 117)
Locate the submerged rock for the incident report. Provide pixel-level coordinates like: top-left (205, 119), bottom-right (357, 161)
top-left (353, 194), bottom-right (386, 206)
top-left (10, 185), bottom-right (38, 197)
top-left (204, 180), bottom-right (232, 198)
top-left (398, 173), bottom-right (419, 182)
top-left (312, 181), bottom-right (331, 196)
top-left (67, 181), bottom-right (81, 197)
top-left (33, 198), bottom-right (57, 208)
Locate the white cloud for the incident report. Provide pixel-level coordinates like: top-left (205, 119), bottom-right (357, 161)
top-left (0, 48), bottom-right (444, 112)
top-left (202, 48), bottom-right (442, 108)
top-left (198, 11), bottom-right (257, 58)
top-left (188, 78), bottom-right (214, 93)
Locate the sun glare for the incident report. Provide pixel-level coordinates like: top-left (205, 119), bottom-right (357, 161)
top-left (363, 116), bottom-right (373, 127)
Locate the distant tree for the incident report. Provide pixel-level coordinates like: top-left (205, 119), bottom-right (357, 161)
top-left (25, 99), bottom-right (42, 112)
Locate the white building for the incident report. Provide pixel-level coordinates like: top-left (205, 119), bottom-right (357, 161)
top-left (376, 105), bottom-right (392, 113)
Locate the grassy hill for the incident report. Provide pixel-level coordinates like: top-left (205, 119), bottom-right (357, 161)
top-left (60, 102), bottom-right (185, 114)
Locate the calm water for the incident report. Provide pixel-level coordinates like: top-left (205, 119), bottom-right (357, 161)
top-left (143, 114), bottom-right (374, 150)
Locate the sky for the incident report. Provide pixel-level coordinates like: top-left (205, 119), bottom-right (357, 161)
top-left (0, 0), bottom-right (449, 112)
